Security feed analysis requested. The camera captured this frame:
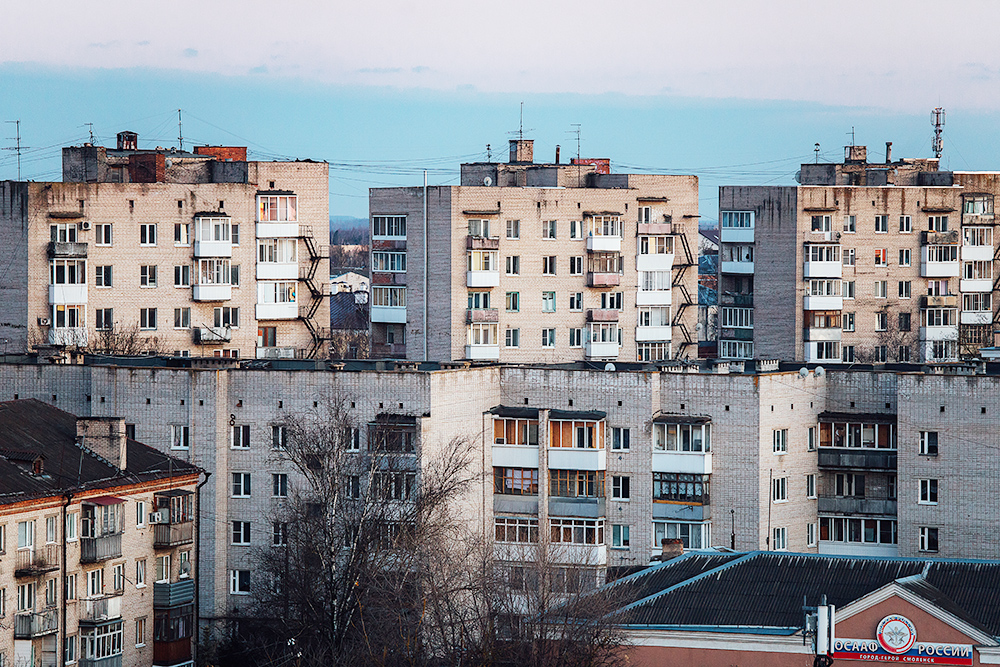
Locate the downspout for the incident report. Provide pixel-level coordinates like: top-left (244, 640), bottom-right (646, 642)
top-left (767, 468), bottom-right (773, 550)
top-left (61, 492), bottom-right (72, 666)
top-left (423, 170), bottom-right (428, 361)
top-left (194, 471), bottom-right (211, 660)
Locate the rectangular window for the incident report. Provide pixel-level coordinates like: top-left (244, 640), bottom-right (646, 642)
top-left (919, 431), bottom-right (938, 456)
top-left (494, 518), bottom-right (539, 544)
top-left (95, 265), bottom-right (112, 288)
top-left (963, 260), bottom-right (993, 280)
top-left (570, 220), bottom-right (582, 239)
top-left (549, 518), bottom-right (605, 545)
top-left (876, 312), bottom-right (888, 332)
top-left (919, 479), bottom-right (938, 505)
top-left (371, 215), bottom-right (405, 238)
top-left (898, 312), bottom-right (912, 331)
top-left (86, 569), bottom-right (102, 597)
top-left (66, 513), bottom-right (77, 542)
top-left (638, 206), bottom-right (652, 223)
top-left (65, 574), bottom-right (77, 600)
top-left (874, 280), bottom-right (887, 298)
top-left (505, 256), bottom-right (520, 275)
top-left (112, 563), bottom-right (125, 592)
top-left (569, 256), bottom-right (583, 275)
top-left (504, 328), bottom-right (520, 348)
top-left (773, 527), bottom-right (787, 550)
top-left (232, 473), bottom-right (251, 498)
top-left (257, 280), bottom-right (296, 304)
top-left (135, 501), bottom-right (146, 528)
top-left (50, 259), bottom-right (86, 285)
top-left (898, 281), bottom-right (911, 298)
top-left (842, 345), bottom-right (855, 362)
top-left (140, 223), bottom-right (157, 246)
top-left (170, 425), bottom-right (189, 450)
top-left (93, 307), bottom-right (112, 331)
top-left (843, 215), bottom-right (856, 233)
top-left (467, 218), bottom-right (491, 238)
top-left (928, 215), bottom-right (949, 231)
top-left (569, 292), bottom-right (583, 311)
top-left (611, 524), bottom-right (630, 549)
top-left (271, 425), bottom-right (287, 450)
top-left (95, 223), bottom-right (112, 245)
top-left (257, 238), bottom-right (297, 264)
top-left (542, 256), bottom-right (556, 275)
top-left (506, 219), bottom-right (520, 239)
top-left (611, 427), bottom-right (630, 451)
top-left (652, 472), bottom-right (710, 503)
top-left (601, 292), bottom-right (623, 310)
top-left (926, 245), bottom-right (959, 263)
top-left (50, 223), bottom-right (78, 242)
top-left (811, 215), bottom-right (831, 233)
top-left (174, 223), bottom-right (190, 246)
top-left (493, 468), bottom-right (539, 495)
top-left (919, 527), bottom-right (939, 552)
top-left (231, 424), bottom-right (250, 449)
top-left (158, 554), bottom-right (173, 582)
top-left (541, 328), bottom-right (556, 347)
top-left (173, 308), bottom-right (190, 329)
top-left (721, 211), bottom-right (754, 228)
top-left (229, 570), bottom-right (250, 595)
top-left (842, 312), bottom-right (855, 331)
top-left (140, 308), bottom-right (157, 330)
top-left (371, 252), bottom-right (406, 272)
top-left (874, 248), bottom-right (887, 266)
top-left (135, 617), bottom-right (146, 647)
top-left (344, 427), bottom-right (360, 451)
top-left (541, 292), bottom-right (556, 312)
top-left (232, 521), bottom-right (251, 545)
top-left (899, 215), bottom-right (912, 232)
top-left (542, 220), bottom-right (557, 239)
top-left (875, 215), bottom-right (888, 233)
top-left (135, 560), bottom-right (145, 588)
top-left (842, 280), bottom-right (855, 299)
top-left (842, 248), bottom-right (855, 266)
top-left (773, 429), bottom-right (787, 454)
top-left (569, 328), bottom-right (582, 347)
top-left (639, 236), bottom-right (673, 254)
top-left (171, 265), bottom-right (190, 288)
top-left (772, 476), bottom-right (788, 502)
top-left (899, 345), bottom-right (911, 362)
top-left (214, 306), bottom-right (240, 328)
top-left (899, 248), bottom-right (911, 266)
top-left (467, 291), bottom-right (491, 310)
top-left (272, 522), bottom-right (288, 547)
top-left (807, 523), bottom-right (817, 547)
top-left (806, 474), bottom-right (816, 498)
top-left (611, 476), bottom-right (630, 500)
top-left (272, 473), bottom-right (288, 497)
top-left (808, 427), bottom-right (816, 452)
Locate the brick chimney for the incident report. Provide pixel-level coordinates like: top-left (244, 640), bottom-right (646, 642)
top-left (77, 417), bottom-right (127, 470)
top-left (660, 538), bottom-right (684, 560)
top-left (509, 139), bottom-right (534, 164)
top-left (117, 131), bottom-right (138, 151)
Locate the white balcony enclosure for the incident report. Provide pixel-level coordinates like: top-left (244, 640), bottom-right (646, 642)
top-left (636, 325), bottom-right (672, 342)
top-left (803, 261), bottom-right (843, 279)
top-left (920, 325), bottom-right (958, 341)
top-left (256, 302), bottom-right (298, 320)
top-left (492, 444), bottom-right (539, 469)
top-left (721, 261), bottom-right (754, 274)
top-left (548, 543), bottom-right (608, 567)
top-left (193, 240), bottom-right (232, 258)
top-left (371, 305), bottom-right (406, 323)
top-left (49, 284), bottom-right (87, 304)
top-left (584, 340), bottom-right (619, 360)
top-left (804, 327), bottom-right (842, 342)
top-left (803, 295), bottom-right (842, 311)
top-left (587, 235), bottom-right (622, 253)
top-left (961, 279), bottom-right (992, 293)
top-left (465, 344), bottom-right (500, 361)
top-left (257, 263), bottom-right (298, 280)
top-left (720, 228), bottom-right (754, 243)
top-left (636, 290), bottom-right (672, 307)
top-left (961, 311), bottom-right (991, 325)
top-left (48, 328), bottom-right (87, 346)
top-left (636, 253), bottom-right (674, 272)
top-left (804, 341), bottom-right (841, 363)
top-left (548, 447), bottom-right (607, 472)
top-left (256, 222), bottom-right (299, 238)
top-left (467, 270), bottom-right (500, 288)
top-left (652, 451), bottom-right (712, 475)
top-left (962, 245), bottom-right (994, 262)
top-left (192, 284), bottom-right (232, 302)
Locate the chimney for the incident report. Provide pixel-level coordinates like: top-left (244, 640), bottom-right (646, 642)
top-left (660, 538), bottom-right (684, 560)
top-left (885, 141), bottom-right (892, 164)
top-left (77, 417), bottom-right (127, 470)
top-left (555, 145), bottom-right (561, 164)
top-left (508, 139), bottom-right (534, 164)
top-left (117, 131), bottom-right (138, 151)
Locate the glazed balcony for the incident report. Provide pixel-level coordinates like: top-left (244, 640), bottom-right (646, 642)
top-left (817, 448), bottom-right (897, 470)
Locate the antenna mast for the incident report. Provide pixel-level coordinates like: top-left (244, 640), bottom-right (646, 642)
top-left (519, 102), bottom-right (524, 140)
top-left (84, 123), bottom-right (94, 143)
top-left (3, 120), bottom-right (26, 181)
top-left (931, 107), bottom-right (946, 159)
top-left (177, 109), bottom-right (184, 152)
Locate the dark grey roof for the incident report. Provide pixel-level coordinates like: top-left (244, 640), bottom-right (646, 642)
top-left (330, 291), bottom-right (368, 330)
top-left (608, 552), bottom-right (1000, 635)
top-left (489, 405), bottom-right (540, 419)
top-left (0, 399), bottom-right (200, 505)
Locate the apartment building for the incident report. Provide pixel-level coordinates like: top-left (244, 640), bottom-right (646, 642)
top-left (718, 144), bottom-right (999, 363)
top-left (368, 139), bottom-right (700, 362)
top-left (0, 399), bottom-right (201, 667)
top-left (0, 132), bottom-right (330, 360)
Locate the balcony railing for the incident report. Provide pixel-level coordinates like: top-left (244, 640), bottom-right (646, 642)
top-left (466, 236), bottom-right (500, 250)
top-left (587, 272), bottom-right (621, 287)
top-left (817, 496), bottom-right (898, 516)
top-left (15, 544), bottom-right (59, 577)
top-left (921, 295), bottom-right (958, 308)
top-left (466, 308), bottom-right (499, 323)
top-left (14, 609), bottom-right (58, 638)
top-left (80, 532), bottom-right (123, 563)
top-left (817, 448), bottom-right (897, 470)
top-left (80, 655), bottom-right (123, 667)
top-left (48, 241), bottom-right (88, 258)
top-left (154, 579), bottom-right (196, 608)
top-left (153, 638), bottom-right (193, 666)
top-left (79, 595), bottom-right (123, 624)
top-left (154, 521), bottom-right (195, 548)
top-left (586, 309), bottom-right (619, 322)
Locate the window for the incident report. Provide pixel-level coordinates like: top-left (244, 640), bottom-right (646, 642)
top-left (922, 308), bottom-right (956, 327)
top-left (467, 251), bottom-right (497, 272)
top-left (173, 308), bottom-right (190, 329)
top-left (772, 476), bottom-right (788, 502)
top-left (272, 522), bottom-right (288, 547)
top-left (44, 577), bottom-right (56, 607)
top-left (639, 236), bottom-right (673, 254)
top-left (467, 322), bottom-right (498, 346)
top-left (927, 279), bottom-right (950, 296)
top-left (45, 515), bottom-right (56, 543)
top-left (86, 569), bottom-right (102, 597)
top-left (504, 328), bottom-right (520, 348)
top-left (94, 265), bottom-right (112, 288)
top-left (17, 519), bottom-right (34, 550)
top-left (542, 220), bottom-right (557, 239)
top-left (111, 563), bottom-right (125, 592)
top-left (569, 292), bottom-right (583, 311)
top-left (721, 211), bottom-right (754, 228)
top-left (928, 215), bottom-right (949, 231)
top-left (344, 427), bottom-right (361, 451)
top-left (257, 238), bottom-right (297, 265)
top-left (506, 219), bottom-right (520, 239)
top-left (719, 340), bottom-right (753, 359)
top-left (919, 527), bottom-right (939, 552)
top-left (50, 223), bottom-right (78, 243)
top-left (371, 215), bottom-right (405, 238)
top-left (468, 291), bottom-right (491, 309)
top-left (842, 280), bottom-right (855, 299)
top-left (919, 431), bottom-right (938, 456)
top-left (140, 223), bottom-right (156, 246)
top-left (919, 479), bottom-right (938, 505)
top-left (232, 473), bottom-right (251, 498)
top-left (65, 633), bottom-right (77, 663)
top-left (926, 245), bottom-right (958, 262)
top-left (806, 474), bottom-right (816, 499)
top-left (569, 219), bottom-right (582, 238)
top-left (495, 517), bottom-right (539, 543)
top-left (229, 570), bottom-right (250, 594)
top-left (95, 223), bottom-right (112, 245)
top-left (612, 476), bottom-right (630, 500)
top-left (135, 617), bottom-right (146, 647)
top-left (549, 470), bottom-right (605, 498)
top-left (899, 215), bottom-right (911, 232)
top-left (653, 521), bottom-right (709, 550)
top-left (808, 427), bottom-right (816, 452)
top-left (569, 328), bottom-right (582, 347)
top-left (874, 280), bottom-right (887, 298)
top-left (963, 226), bottom-right (992, 246)
top-left (232, 521), bottom-right (251, 545)
top-left (772, 527), bottom-right (787, 551)
top-left (50, 259), bottom-right (86, 285)
top-left (542, 256), bottom-right (556, 275)
top-left (140, 308), bottom-right (157, 330)
top-left (601, 292), bottom-right (623, 310)
top-left (964, 260), bottom-right (993, 280)
top-left (842, 312), bottom-right (855, 331)
top-left (467, 218), bottom-right (491, 238)
top-left (494, 468), bottom-right (539, 495)
top-left (272, 473), bottom-right (288, 498)
top-left (841, 345), bottom-right (855, 362)
top-left (963, 195), bottom-right (994, 215)
top-left (898, 281), bottom-right (911, 299)
top-left (174, 223), bottom-right (190, 246)
top-left (135, 501), bottom-right (146, 528)
top-left (899, 248), bottom-right (911, 266)
top-left (772, 429), bottom-right (787, 454)
top-left (214, 306), bottom-right (239, 328)
top-left (653, 472), bottom-right (709, 504)
top-left (505, 256), bottom-right (520, 275)
top-left (842, 248), bottom-right (855, 266)
top-left (876, 312), bottom-right (888, 331)
top-left (372, 252), bottom-right (406, 272)
top-left (231, 424), bottom-right (250, 449)
top-left (611, 427), bottom-right (630, 451)
top-left (638, 206), bottom-right (652, 223)
top-left (807, 522), bottom-right (817, 547)
top-left (550, 518), bottom-right (604, 545)
top-left (899, 345), bottom-right (911, 362)
top-left (640, 271), bottom-right (671, 292)
top-left (611, 525), bottom-right (630, 549)
top-left (653, 423), bottom-right (711, 452)
top-left (811, 215), bottom-right (831, 232)
top-left (813, 341), bottom-right (839, 360)
top-left (843, 215), bottom-right (856, 233)
top-left (639, 306), bottom-right (672, 328)
top-left (835, 473), bottom-right (865, 498)
top-left (874, 248), bottom-right (887, 266)
top-left (272, 425), bottom-right (287, 450)
top-left (569, 256), bottom-right (583, 275)
top-left (230, 264), bottom-right (240, 286)
top-left (541, 292), bottom-right (555, 312)
top-left (135, 560), bottom-right (145, 588)
top-left (875, 215), bottom-right (888, 233)
top-left (895, 312), bottom-right (911, 332)
top-left (66, 513), bottom-right (77, 542)
top-left (170, 425), bottom-right (189, 450)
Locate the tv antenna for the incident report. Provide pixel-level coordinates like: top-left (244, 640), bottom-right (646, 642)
top-left (931, 107), bottom-right (946, 159)
top-left (486, 143), bottom-right (491, 162)
top-left (814, 143), bottom-right (820, 163)
top-left (507, 102), bottom-right (534, 140)
top-left (570, 124), bottom-right (581, 161)
top-left (83, 123), bottom-right (95, 143)
top-left (3, 120), bottom-right (27, 181)
top-left (177, 109), bottom-right (184, 152)
top-left (847, 126), bottom-right (856, 146)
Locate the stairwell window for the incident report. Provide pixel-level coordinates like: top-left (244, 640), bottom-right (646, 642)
top-left (919, 527), bottom-right (939, 552)
top-left (919, 431), bottom-right (938, 456)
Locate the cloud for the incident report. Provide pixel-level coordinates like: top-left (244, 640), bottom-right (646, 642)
top-left (411, 65), bottom-right (429, 74)
top-left (357, 67), bottom-right (403, 74)
top-left (183, 48), bottom-right (198, 58)
top-left (250, 64), bottom-right (268, 74)
top-left (87, 41), bottom-right (121, 49)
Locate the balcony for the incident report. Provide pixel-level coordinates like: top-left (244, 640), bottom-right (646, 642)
top-left (638, 222), bottom-right (673, 235)
top-left (548, 447), bottom-right (606, 471)
top-left (803, 295), bottom-right (842, 311)
top-left (962, 245), bottom-right (993, 262)
top-left (256, 346), bottom-right (296, 359)
top-left (721, 260), bottom-right (754, 274)
top-left (256, 222), bottom-right (299, 238)
top-left (817, 448), bottom-right (897, 470)
top-left (14, 610), bottom-right (58, 638)
top-left (372, 272), bottom-right (407, 286)
top-left (922, 230), bottom-right (960, 245)
top-left (193, 326), bottom-right (231, 344)
top-left (817, 496), bottom-right (898, 516)
top-left (636, 253), bottom-right (674, 272)
top-left (15, 544), bottom-right (59, 577)
top-left (652, 502), bottom-right (710, 521)
top-left (493, 496), bottom-right (539, 515)
top-left (154, 579), bottom-right (195, 608)
top-left (467, 270), bottom-right (500, 288)
top-left (49, 283), bottom-right (88, 304)
top-left (921, 295), bottom-right (957, 308)
top-left (466, 308), bottom-right (499, 323)
top-left (961, 278), bottom-right (992, 293)
top-left (48, 241), bottom-right (88, 258)
top-left (803, 260), bottom-right (843, 279)
top-left (586, 235), bottom-right (622, 253)
top-left (804, 327), bottom-right (842, 342)
top-left (493, 444), bottom-right (539, 468)
top-left (920, 325), bottom-right (958, 341)
top-left (48, 327), bottom-right (88, 346)
top-left (584, 340), bottom-right (619, 360)
top-left (79, 595), bottom-right (123, 624)
top-left (637, 289), bottom-right (672, 306)
top-left (154, 521), bottom-right (195, 548)
top-left (256, 262), bottom-right (297, 280)
top-left (720, 327), bottom-right (753, 341)
top-left (154, 639), bottom-right (193, 667)
top-left (256, 302), bottom-right (298, 320)
top-left (652, 451), bottom-right (712, 475)
top-left (192, 284), bottom-right (232, 301)
top-left (720, 227), bottom-right (754, 243)
top-left (466, 236), bottom-right (500, 250)
top-left (636, 325), bottom-right (672, 341)
top-left (963, 212), bottom-right (995, 225)
top-left (371, 305), bottom-right (406, 323)
top-left (80, 532), bottom-right (122, 563)
top-left (193, 239), bottom-right (232, 258)
top-left (548, 543), bottom-right (608, 567)
top-left (961, 311), bottom-right (992, 325)
top-left (548, 497), bottom-right (606, 519)
top-left (587, 309), bottom-right (619, 322)
top-left (587, 272), bottom-right (620, 288)
top-left (80, 656), bottom-right (123, 667)
top-left (721, 293), bottom-right (753, 306)
top-left (465, 344), bottom-right (500, 361)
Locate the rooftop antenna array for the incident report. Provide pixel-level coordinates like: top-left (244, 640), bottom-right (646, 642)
top-left (814, 143), bottom-right (820, 163)
top-left (847, 126), bottom-right (856, 146)
top-left (931, 107), bottom-right (946, 159)
top-left (177, 109), bottom-right (184, 152)
top-left (507, 102), bottom-right (535, 141)
top-left (84, 123), bottom-right (95, 143)
top-left (3, 120), bottom-right (26, 181)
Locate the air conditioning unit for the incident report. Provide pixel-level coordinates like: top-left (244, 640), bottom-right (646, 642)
top-left (38, 318), bottom-right (52, 326)
top-left (79, 221), bottom-right (92, 231)
top-left (148, 511), bottom-right (167, 524)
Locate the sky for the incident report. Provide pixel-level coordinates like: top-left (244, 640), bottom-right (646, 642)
top-left (4, 0), bottom-right (1000, 220)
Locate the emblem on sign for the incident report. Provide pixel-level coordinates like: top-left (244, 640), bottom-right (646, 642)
top-left (876, 614), bottom-right (917, 654)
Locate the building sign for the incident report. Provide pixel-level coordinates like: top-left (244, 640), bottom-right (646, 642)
top-left (832, 614), bottom-right (973, 665)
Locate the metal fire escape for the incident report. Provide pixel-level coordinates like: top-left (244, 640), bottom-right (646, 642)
top-left (670, 223), bottom-right (697, 358)
top-left (298, 226), bottom-right (331, 358)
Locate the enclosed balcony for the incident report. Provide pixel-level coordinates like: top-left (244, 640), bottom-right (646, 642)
top-left (803, 244), bottom-right (842, 278)
top-left (193, 216), bottom-right (233, 257)
top-left (587, 271), bottom-right (621, 287)
top-left (154, 579), bottom-right (195, 608)
top-left (921, 295), bottom-right (957, 308)
top-left (921, 244), bottom-right (960, 277)
top-left (14, 609), bottom-right (58, 638)
top-left (636, 252), bottom-right (674, 272)
top-left (256, 302), bottom-right (298, 320)
top-left (153, 490), bottom-right (195, 548)
top-left (587, 309), bottom-right (619, 322)
top-left (548, 497), bottom-right (606, 519)
top-left (817, 496), bottom-right (897, 516)
top-left (192, 284), bottom-right (232, 302)
top-left (466, 236), bottom-right (500, 250)
top-left (466, 308), bottom-right (499, 323)
top-left (80, 497), bottom-right (124, 563)
top-left (49, 283), bottom-right (88, 304)
top-left (586, 235), bottom-right (621, 253)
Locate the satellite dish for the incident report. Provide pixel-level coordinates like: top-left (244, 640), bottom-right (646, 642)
top-left (483, 176), bottom-right (493, 186)
top-left (798, 367), bottom-right (809, 378)
top-left (814, 366), bottom-right (826, 377)
top-left (604, 363), bottom-right (616, 372)
top-left (179, 561), bottom-right (192, 577)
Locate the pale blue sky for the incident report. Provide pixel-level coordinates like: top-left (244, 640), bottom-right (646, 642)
top-left (4, 0), bottom-right (1000, 218)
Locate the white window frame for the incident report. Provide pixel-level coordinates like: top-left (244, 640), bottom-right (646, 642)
top-left (919, 479), bottom-right (938, 505)
top-left (773, 429), bottom-right (788, 454)
top-left (772, 476), bottom-right (788, 503)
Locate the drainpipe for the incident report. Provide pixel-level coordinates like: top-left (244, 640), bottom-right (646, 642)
top-left (61, 492), bottom-right (72, 666)
top-left (194, 471), bottom-right (211, 660)
top-left (423, 170), bottom-right (428, 361)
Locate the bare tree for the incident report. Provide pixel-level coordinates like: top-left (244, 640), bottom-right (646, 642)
top-left (328, 329), bottom-right (371, 359)
top-left (86, 322), bottom-right (164, 356)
